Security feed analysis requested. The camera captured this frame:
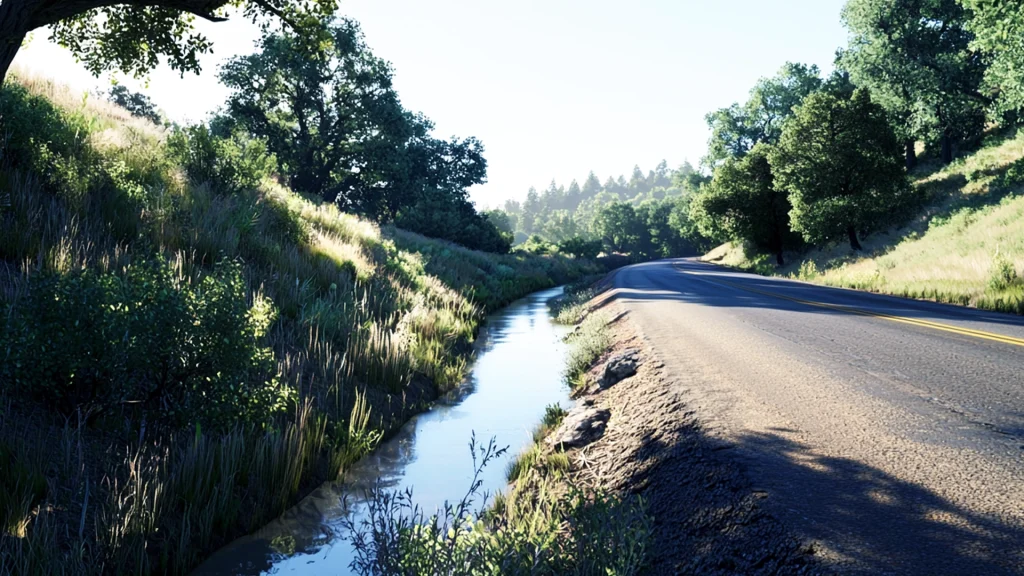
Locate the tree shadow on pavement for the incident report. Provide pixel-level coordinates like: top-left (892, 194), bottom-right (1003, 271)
top-left (612, 414), bottom-right (1024, 575)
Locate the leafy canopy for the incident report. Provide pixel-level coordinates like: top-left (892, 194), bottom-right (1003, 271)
top-left (42, 1), bottom-right (336, 80)
top-left (704, 62), bottom-right (822, 166)
top-left (964, 0), bottom-right (1024, 113)
top-left (839, 0), bottom-right (988, 159)
top-left (691, 143), bottom-right (800, 265)
top-left (769, 89), bottom-right (912, 249)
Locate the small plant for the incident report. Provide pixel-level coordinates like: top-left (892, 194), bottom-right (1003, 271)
top-left (796, 259), bottom-right (821, 280)
top-left (989, 253), bottom-right (1019, 291)
top-left (564, 312), bottom-right (611, 390)
top-left (345, 434), bottom-right (650, 576)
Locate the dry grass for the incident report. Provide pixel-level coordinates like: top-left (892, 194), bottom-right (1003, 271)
top-left (705, 128), bottom-right (1024, 314)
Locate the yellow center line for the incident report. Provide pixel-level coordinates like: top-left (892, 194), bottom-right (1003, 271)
top-left (672, 263), bottom-right (1024, 349)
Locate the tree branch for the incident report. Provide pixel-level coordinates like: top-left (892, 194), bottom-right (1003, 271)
top-left (29, 0), bottom-right (233, 30)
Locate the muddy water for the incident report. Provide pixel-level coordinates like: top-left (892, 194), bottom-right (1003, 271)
top-left (194, 287), bottom-right (570, 576)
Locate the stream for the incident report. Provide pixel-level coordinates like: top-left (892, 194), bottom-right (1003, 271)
top-left (194, 286), bottom-right (571, 575)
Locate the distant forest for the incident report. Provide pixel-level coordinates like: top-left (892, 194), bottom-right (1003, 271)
top-left (489, 160), bottom-right (710, 260)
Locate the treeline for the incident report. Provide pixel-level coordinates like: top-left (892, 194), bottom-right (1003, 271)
top-left (498, 0), bottom-right (1024, 265)
top-left (491, 161), bottom-right (711, 260)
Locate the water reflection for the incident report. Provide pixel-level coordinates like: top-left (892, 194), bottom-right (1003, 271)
top-left (194, 287), bottom-right (570, 576)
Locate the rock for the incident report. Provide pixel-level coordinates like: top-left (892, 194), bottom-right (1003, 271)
top-left (547, 406), bottom-right (611, 449)
top-left (599, 348), bottom-right (640, 388)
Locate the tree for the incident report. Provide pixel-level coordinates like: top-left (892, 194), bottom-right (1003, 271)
top-left (581, 171), bottom-right (602, 199)
top-left (769, 89), bottom-right (912, 250)
top-left (594, 202), bottom-right (643, 254)
top-left (0, 0), bottom-right (336, 86)
top-left (221, 18), bottom-right (487, 224)
top-left (704, 63), bottom-right (822, 166)
top-left (964, 0), bottom-right (1024, 114)
top-left (840, 0), bottom-right (990, 164)
top-left (107, 84), bottom-right (162, 124)
top-left (690, 144), bottom-right (799, 265)
top-left (558, 236), bottom-right (602, 260)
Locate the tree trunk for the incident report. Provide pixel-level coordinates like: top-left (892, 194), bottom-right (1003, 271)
top-left (0, 0), bottom-right (29, 87)
top-left (940, 131), bottom-right (953, 165)
top-left (847, 225), bottom-right (862, 251)
top-left (905, 140), bottom-right (917, 170)
top-left (775, 249), bottom-right (785, 267)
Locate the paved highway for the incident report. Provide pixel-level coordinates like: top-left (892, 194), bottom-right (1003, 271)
top-left (608, 258), bottom-right (1024, 575)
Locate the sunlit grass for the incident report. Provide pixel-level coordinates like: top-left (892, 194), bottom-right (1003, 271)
top-left (706, 128), bottom-right (1024, 315)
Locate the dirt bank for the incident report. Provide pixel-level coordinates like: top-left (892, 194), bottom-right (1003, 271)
top-left (569, 301), bottom-right (824, 575)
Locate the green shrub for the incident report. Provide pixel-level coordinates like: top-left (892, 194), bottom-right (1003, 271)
top-left (514, 234), bottom-right (558, 256)
top-left (0, 82), bottom-right (98, 199)
top-left (558, 236), bottom-right (602, 259)
top-left (989, 254), bottom-right (1019, 291)
top-left (167, 124), bottom-right (275, 195)
top-left (2, 258), bottom-right (288, 431)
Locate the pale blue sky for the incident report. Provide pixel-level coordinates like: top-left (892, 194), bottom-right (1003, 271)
top-left (15, 0), bottom-right (849, 207)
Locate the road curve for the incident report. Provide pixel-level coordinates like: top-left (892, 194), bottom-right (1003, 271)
top-left (607, 258), bottom-right (1024, 575)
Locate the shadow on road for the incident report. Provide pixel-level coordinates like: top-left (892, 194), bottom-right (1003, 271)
top-left (601, 259), bottom-right (1024, 330)
top-left (614, 414), bottom-right (1023, 575)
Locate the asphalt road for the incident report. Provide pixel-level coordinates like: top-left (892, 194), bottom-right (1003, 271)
top-left (608, 258), bottom-right (1024, 575)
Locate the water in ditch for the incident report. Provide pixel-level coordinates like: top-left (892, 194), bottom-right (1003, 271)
top-left (194, 286), bottom-right (571, 575)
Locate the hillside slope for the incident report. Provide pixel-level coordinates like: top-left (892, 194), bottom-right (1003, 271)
top-left (0, 71), bottom-right (597, 574)
top-left (704, 128), bottom-right (1024, 315)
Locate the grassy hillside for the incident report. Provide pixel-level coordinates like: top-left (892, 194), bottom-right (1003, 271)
top-left (0, 71), bottom-right (598, 575)
top-left (704, 128), bottom-right (1024, 315)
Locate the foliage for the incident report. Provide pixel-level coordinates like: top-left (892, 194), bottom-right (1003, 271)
top-left (595, 202), bottom-right (644, 255)
top-left (558, 236), bottom-right (602, 260)
top-left (691, 143), bottom-right (801, 265)
top-left (167, 123), bottom-right (276, 195)
top-left (1, 258), bottom-right (287, 431)
top-left (840, 0), bottom-right (988, 163)
top-left (549, 277), bottom-right (601, 325)
top-left (770, 89), bottom-right (914, 249)
top-left (106, 85), bottom-right (162, 124)
top-left (497, 161), bottom-right (709, 262)
top-left (563, 312), bottom-right (611, 390)
top-left (703, 62), bottom-right (823, 166)
top-left (719, 123), bottom-right (1024, 316)
top-left (0, 0), bottom-right (338, 84)
top-left (964, 0), bottom-right (1024, 114)
top-left (346, 435), bottom-right (650, 576)
top-left (514, 234), bottom-right (559, 256)
top-left (219, 18), bottom-right (503, 251)
top-left (0, 71), bottom-right (598, 574)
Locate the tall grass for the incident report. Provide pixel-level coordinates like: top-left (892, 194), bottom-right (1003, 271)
top-left (0, 69), bottom-right (598, 574)
top-left (564, 312), bottom-right (612, 390)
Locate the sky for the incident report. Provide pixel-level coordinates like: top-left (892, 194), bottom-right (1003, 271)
top-left (14, 0), bottom-right (850, 208)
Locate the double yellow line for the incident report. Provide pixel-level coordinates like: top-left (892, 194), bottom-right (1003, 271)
top-left (675, 264), bottom-right (1024, 349)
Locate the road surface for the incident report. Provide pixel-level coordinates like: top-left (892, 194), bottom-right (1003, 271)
top-left (608, 258), bottom-right (1024, 575)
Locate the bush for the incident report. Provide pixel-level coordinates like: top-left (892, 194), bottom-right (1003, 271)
top-left (167, 124), bottom-right (275, 195)
top-left (515, 234), bottom-right (558, 255)
top-left (1, 258), bottom-right (288, 431)
top-left (395, 194), bottom-right (512, 254)
top-left (558, 236), bottom-right (602, 259)
top-left (989, 254), bottom-right (1019, 291)
top-left (0, 82), bottom-right (98, 199)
